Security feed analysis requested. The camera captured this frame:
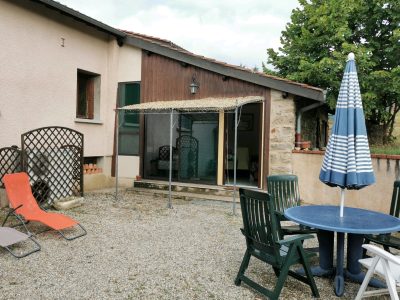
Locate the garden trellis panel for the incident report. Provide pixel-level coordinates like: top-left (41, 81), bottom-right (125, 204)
top-left (0, 147), bottom-right (22, 188)
top-left (21, 126), bottom-right (84, 207)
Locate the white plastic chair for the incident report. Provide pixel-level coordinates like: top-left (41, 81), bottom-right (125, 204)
top-left (355, 244), bottom-right (400, 299)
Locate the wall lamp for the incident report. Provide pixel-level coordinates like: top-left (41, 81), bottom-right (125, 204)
top-left (190, 75), bottom-right (199, 94)
top-left (282, 91), bottom-right (289, 99)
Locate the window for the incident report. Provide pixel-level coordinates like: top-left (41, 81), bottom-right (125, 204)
top-left (76, 70), bottom-right (100, 119)
top-left (120, 82), bottom-right (140, 126)
top-left (118, 82), bottom-right (140, 155)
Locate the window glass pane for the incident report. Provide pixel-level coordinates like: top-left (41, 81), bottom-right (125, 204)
top-left (143, 112), bottom-right (218, 184)
top-left (118, 82), bottom-right (140, 156)
top-left (143, 113), bottom-right (179, 180)
top-left (118, 127), bottom-right (139, 155)
top-left (124, 83), bottom-right (139, 125)
top-left (225, 104), bottom-right (260, 187)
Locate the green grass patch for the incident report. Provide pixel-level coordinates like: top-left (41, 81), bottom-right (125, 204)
top-left (370, 144), bottom-right (400, 155)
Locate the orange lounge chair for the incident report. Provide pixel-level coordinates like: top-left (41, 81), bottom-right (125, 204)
top-left (2, 172), bottom-right (86, 240)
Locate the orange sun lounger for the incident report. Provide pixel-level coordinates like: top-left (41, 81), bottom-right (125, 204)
top-left (2, 172), bottom-right (86, 240)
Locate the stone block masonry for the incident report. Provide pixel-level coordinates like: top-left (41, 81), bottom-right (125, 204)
top-left (269, 89), bottom-right (295, 174)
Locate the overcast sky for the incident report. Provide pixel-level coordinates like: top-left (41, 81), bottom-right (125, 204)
top-left (58, 0), bottom-right (300, 70)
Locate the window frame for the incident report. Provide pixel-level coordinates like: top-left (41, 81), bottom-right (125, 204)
top-left (76, 69), bottom-right (100, 120)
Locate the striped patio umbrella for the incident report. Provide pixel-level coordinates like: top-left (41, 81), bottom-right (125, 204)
top-left (319, 53), bottom-right (375, 217)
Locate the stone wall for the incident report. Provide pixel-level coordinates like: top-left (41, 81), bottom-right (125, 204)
top-left (269, 90), bottom-right (295, 174)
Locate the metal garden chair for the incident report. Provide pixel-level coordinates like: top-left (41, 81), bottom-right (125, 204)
top-left (267, 174), bottom-right (317, 237)
top-left (363, 180), bottom-right (400, 256)
top-left (0, 218), bottom-right (41, 258)
top-left (235, 188), bottom-right (319, 299)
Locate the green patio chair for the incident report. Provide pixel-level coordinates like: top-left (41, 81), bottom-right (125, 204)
top-left (363, 180), bottom-right (400, 256)
top-left (267, 174), bottom-right (317, 237)
top-left (235, 188), bottom-right (319, 300)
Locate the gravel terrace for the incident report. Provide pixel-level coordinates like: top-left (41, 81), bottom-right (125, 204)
top-left (0, 189), bottom-right (389, 299)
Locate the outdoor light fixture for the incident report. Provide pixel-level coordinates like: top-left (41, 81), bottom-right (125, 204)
top-left (190, 76), bottom-right (199, 94)
top-left (282, 91), bottom-right (289, 99)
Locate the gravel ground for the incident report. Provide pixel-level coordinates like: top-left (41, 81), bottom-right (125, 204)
top-left (0, 189), bottom-right (389, 299)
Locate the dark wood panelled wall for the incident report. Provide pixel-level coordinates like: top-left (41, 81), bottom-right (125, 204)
top-left (140, 52), bottom-right (271, 188)
top-left (141, 52), bottom-right (267, 101)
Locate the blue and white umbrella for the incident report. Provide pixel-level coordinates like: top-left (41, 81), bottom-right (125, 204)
top-left (319, 53), bottom-right (375, 217)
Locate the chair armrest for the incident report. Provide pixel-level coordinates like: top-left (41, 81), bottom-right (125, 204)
top-left (277, 234), bottom-right (314, 246)
top-left (275, 211), bottom-right (286, 221)
top-left (2, 204), bottom-right (23, 226)
top-left (10, 204), bottom-right (23, 213)
top-left (362, 244), bottom-right (400, 265)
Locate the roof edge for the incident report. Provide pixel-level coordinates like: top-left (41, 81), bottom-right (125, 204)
top-left (125, 35), bottom-right (326, 102)
top-left (30, 0), bottom-right (126, 39)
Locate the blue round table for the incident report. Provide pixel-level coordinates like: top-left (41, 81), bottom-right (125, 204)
top-left (285, 205), bottom-right (400, 297)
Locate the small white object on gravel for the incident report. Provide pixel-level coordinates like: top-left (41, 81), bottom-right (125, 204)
top-left (52, 196), bottom-right (84, 210)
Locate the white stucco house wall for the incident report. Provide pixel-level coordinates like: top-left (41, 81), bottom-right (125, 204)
top-left (0, 0), bottom-right (141, 187)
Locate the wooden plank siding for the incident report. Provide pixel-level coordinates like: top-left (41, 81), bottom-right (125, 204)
top-left (139, 51), bottom-right (271, 188)
top-left (141, 52), bottom-right (268, 101)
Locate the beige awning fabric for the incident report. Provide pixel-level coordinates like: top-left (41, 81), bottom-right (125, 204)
top-left (118, 96), bottom-right (264, 112)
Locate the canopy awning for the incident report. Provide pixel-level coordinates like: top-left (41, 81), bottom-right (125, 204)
top-left (118, 95), bottom-right (264, 112)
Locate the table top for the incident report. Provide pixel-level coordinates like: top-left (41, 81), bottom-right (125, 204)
top-left (284, 205), bottom-right (400, 234)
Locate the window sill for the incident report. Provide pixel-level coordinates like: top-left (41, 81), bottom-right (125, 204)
top-left (75, 118), bottom-right (103, 125)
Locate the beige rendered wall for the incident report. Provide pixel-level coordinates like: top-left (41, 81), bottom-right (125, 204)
top-left (293, 152), bottom-right (400, 213)
top-left (0, 1), bottom-right (141, 180)
top-left (269, 90), bottom-right (295, 174)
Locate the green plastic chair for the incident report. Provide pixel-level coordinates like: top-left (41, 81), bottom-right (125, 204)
top-left (267, 174), bottom-right (317, 237)
top-left (235, 188), bottom-right (319, 300)
top-left (363, 180), bottom-right (400, 256)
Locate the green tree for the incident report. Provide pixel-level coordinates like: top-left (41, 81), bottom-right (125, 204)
top-left (266, 0), bottom-right (400, 144)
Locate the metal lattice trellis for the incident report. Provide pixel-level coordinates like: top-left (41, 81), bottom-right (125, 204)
top-left (0, 147), bottom-right (22, 188)
top-left (21, 126), bottom-right (84, 207)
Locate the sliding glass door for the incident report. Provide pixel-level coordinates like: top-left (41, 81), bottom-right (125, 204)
top-left (143, 112), bottom-right (218, 184)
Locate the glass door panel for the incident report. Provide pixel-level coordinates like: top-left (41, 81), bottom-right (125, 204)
top-left (143, 112), bottom-right (218, 184)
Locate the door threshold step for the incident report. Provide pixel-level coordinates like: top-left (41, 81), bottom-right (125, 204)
top-left (133, 180), bottom-right (248, 197)
top-left (127, 187), bottom-right (238, 203)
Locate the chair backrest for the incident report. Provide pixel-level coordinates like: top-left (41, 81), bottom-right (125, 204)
top-left (389, 180), bottom-right (400, 218)
top-left (239, 188), bottom-right (282, 259)
top-left (159, 145), bottom-right (177, 161)
top-left (176, 135), bottom-right (199, 179)
top-left (267, 174), bottom-right (300, 215)
top-left (2, 172), bottom-right (41, 216)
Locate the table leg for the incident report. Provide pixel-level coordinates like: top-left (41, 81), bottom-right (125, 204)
top-left (345, 233), bottom-right (385, 288)
top-left (347, 233), bottom-right (363, 274)
top-left (334, 232), bottom-right (345, 296)
top-left (314, 230), bottom-right (334, 276)
top-left (296, 230), bottom-right (334, 277)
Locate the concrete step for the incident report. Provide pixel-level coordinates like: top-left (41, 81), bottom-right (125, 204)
top-left (133, 180), bottom-right (239, 197)
top-left (127, 187), bottom-right (238, 203)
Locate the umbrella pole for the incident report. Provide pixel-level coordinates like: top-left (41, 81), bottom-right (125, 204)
top-left (115, 109), bottom-right (119, 200)
top-left (168, 109), bottom-right (173, 209)
top-left (340, 188), bottom-right (345, 217)
top-left (233, 106), bottom-right (238, 215)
